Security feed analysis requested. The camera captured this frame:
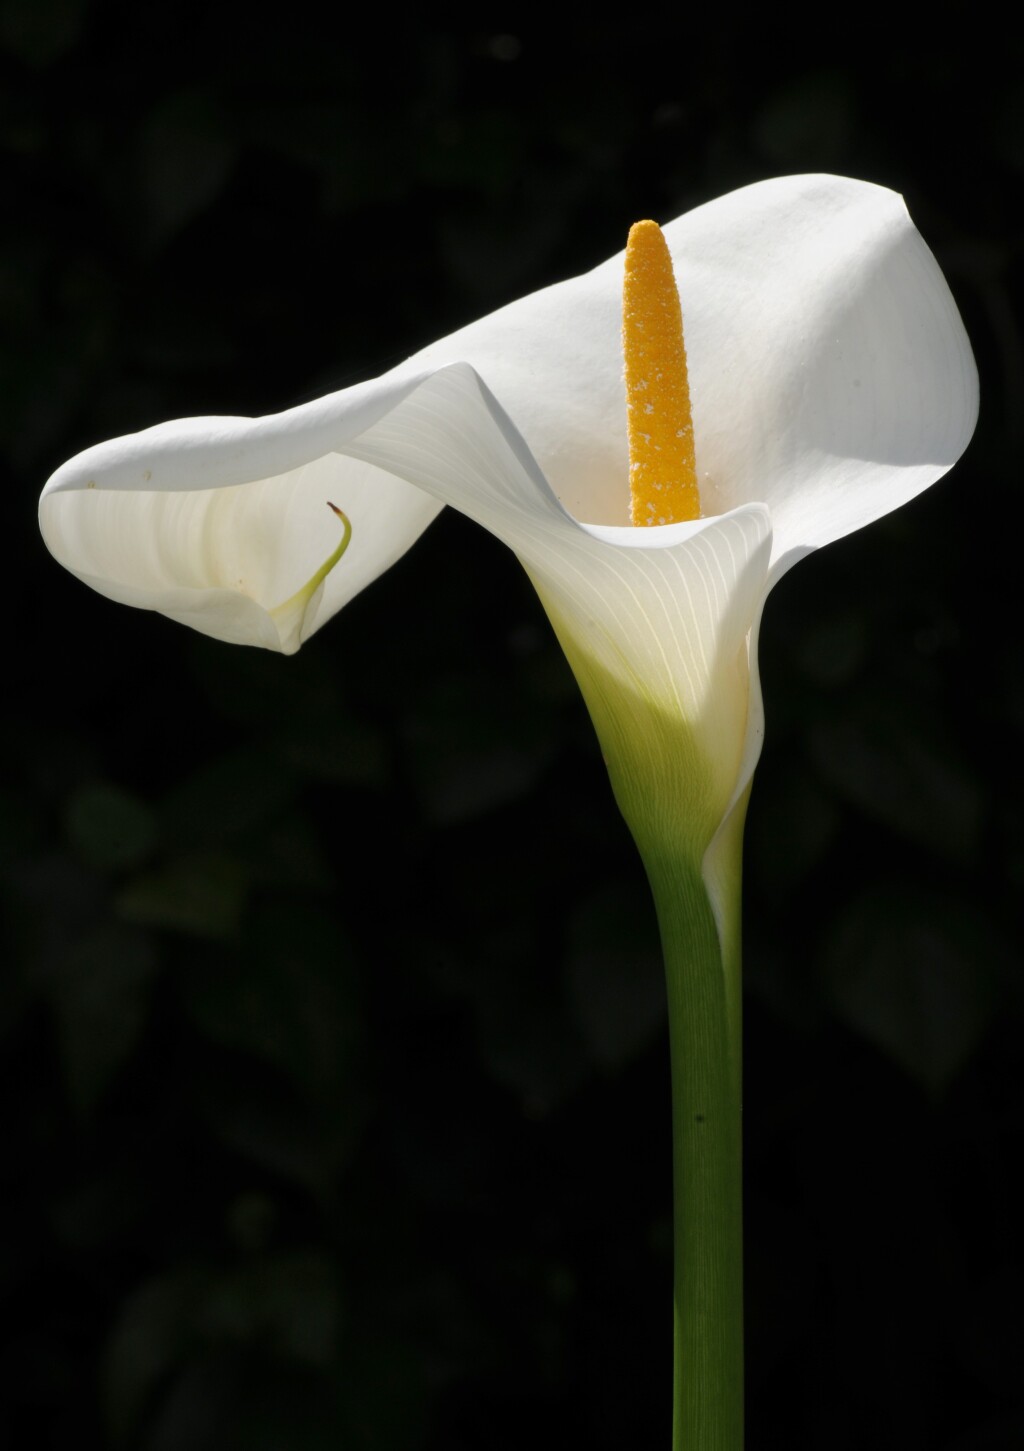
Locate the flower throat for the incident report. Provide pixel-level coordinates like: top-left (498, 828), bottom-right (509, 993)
top-left (622, 220), bottom-right (699, 526)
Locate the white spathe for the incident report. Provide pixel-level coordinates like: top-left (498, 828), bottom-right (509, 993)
top-left (39, 174), bottom-right (977, 888)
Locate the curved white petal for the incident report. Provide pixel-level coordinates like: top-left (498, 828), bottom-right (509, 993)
top-left (668, 175), bottom-right (979, 585)
top-left (340, 364), bottom-right (773, 859)
top-left (391, 175), bottom-right (976, 572)
top-left (39, 378), bottom-right (444, 652)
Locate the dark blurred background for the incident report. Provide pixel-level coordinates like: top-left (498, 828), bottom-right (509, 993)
top-left (2, 6), bottom-right (1021, 1449)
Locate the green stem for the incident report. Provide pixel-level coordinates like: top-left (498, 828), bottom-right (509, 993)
top-left (644, 847), bottom-right (744, 1451)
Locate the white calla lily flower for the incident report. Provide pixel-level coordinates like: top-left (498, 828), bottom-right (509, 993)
top-left (39, 173), bottom-right (977, 890)
top-left (39, 172), bottom-right (977, 1448)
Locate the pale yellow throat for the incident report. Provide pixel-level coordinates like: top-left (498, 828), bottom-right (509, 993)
top-left (622, 219), bottom-right (700, 526)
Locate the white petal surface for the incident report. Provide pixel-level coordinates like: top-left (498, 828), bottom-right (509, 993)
top-left (40, 380), bottom-right (444, 652)
top-left (40, 174), bottom-right (975, 651)
top-left (668, 175), bottom-right (979, 584)
top-left (393, 175), bottom-right (977, 581)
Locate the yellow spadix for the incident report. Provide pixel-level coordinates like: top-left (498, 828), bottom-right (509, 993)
top-left (623, 219), bottom-right (700, 526)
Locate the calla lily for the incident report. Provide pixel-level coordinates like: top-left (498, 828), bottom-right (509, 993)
top-left (40, 172), bottom-right (976, 1449)
top-left (39, 172), bottom-right (976, 890)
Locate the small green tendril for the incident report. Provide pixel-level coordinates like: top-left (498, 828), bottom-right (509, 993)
top-left (269, 502), bottom-right (352, 629)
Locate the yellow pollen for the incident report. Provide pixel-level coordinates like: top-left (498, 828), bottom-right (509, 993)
top-left (622, 219), bottom-right (699, 525)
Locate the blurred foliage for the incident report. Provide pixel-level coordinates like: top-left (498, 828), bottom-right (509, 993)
top-left (2, 5), bottom-right (1023, 1449)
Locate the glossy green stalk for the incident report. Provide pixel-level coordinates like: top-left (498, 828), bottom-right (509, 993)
top-left (644, 814), bottom-right (745, 1451)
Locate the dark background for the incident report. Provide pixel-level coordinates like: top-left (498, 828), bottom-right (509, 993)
top-left (2, 6), bottom-right (1022, 1448)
